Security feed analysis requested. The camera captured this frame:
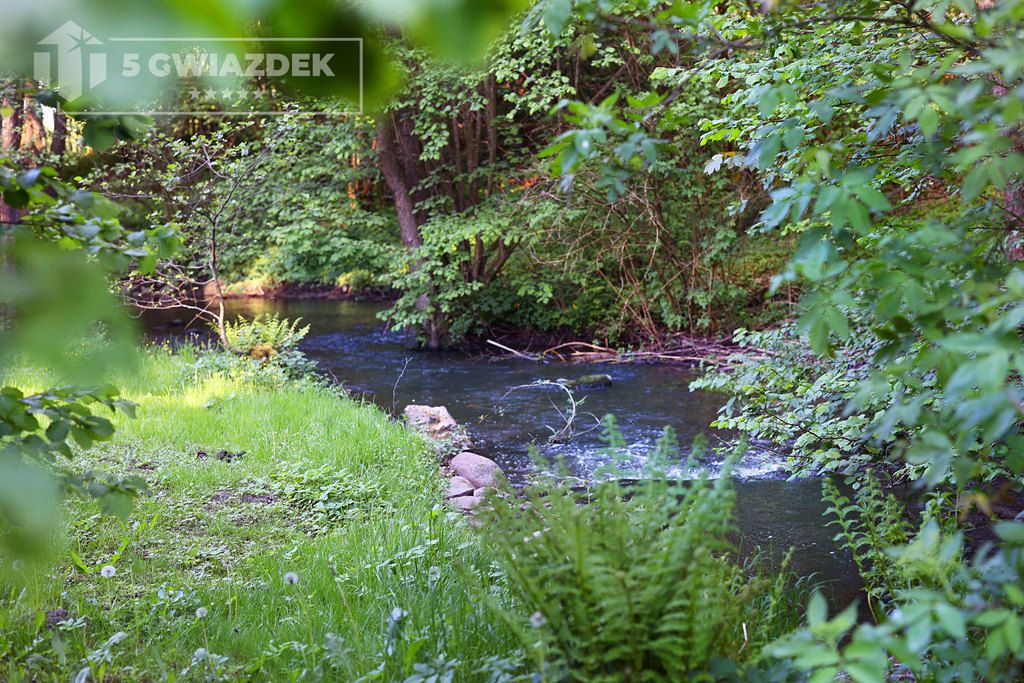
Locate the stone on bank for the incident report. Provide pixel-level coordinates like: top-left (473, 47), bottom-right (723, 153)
top-left (403, 404), bottom-right (507, 515)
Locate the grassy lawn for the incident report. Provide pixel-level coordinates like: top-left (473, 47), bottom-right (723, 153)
top-left (1, 349), bottom-right (513, 681)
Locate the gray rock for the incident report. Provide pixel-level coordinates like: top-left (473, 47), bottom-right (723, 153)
top-left (404, 404), bottom-right (457, 434)
top-left (446, 476), bottom-right (476, 499)
top-left (403, 405), bottom-right (473, 448)
top-left (450, 452), bottom-right (504, 488)
top-left (450, 494), bottom-right (484, 511)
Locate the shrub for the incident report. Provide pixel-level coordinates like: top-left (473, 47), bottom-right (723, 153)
top-left (478, 426), bottom-right (801, 681)
top-left (822, 474), bottom-right (915, 618)
top-left (223, 313), bottom-right (308, 355)
top-left (335, 268), bottom-right (375, 293)
top-left (221, 313), bottom-right (315, 378)
top-left (768, 480), bottom-right (1024, 682)
top-left (175, 315), bottom-right (316, 387)
top-left (692, 323), bottom-right (898, 479)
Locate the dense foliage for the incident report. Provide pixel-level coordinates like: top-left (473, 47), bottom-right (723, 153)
top-left (59, 15), bottom-right (791, 348)
top-left (537, 0), bottom-right (1024, 678)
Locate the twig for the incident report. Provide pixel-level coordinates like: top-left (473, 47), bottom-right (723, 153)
top-left (486, 339), bottom-right (540, 361)
top-left (496, 380), bottom-right (596, 443)
top-left (392, 356), bottom-right (413, 414)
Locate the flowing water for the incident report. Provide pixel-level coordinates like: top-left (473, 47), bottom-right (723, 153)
top-left (144, 298), bottom-right (863, 608)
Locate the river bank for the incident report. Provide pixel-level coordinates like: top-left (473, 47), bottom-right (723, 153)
top-left (209, 282), bottom-right (763, 367)
top-left (209, 279), bottom-right (399, 302)
top-left (0, 349), bottom-right (515, 680)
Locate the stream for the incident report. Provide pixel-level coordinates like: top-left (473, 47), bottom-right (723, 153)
top-left (144, 298), bottom-right (863, 609)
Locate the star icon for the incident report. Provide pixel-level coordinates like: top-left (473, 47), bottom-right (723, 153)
top-left (220, 87), bottom-right (234, 99)
top-left (236, 89), bottom-right (248, 100)
top-left (204, 87), bottom-right (216, 99)
top-left (251, 89), bottom-right (265, 100)
top-left (188, 88), bottom-right (202, 100)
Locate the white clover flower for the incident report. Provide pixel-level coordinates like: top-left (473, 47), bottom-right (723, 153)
top-left (11, 560), bottom-right (24, 571)
top-left (530, 611), bottom-right (546, 628)
top-left (196, 607), bottom-right (208, 619)
top-left (283, 571), bottom-right (299, 585)
top-left (100, 565), bottom-right (116, 578)
top-left (194, 647), bottom-right (208, 661)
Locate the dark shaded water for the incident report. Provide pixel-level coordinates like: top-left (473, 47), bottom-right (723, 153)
top-left (144, 299), bottom-right (862, 608)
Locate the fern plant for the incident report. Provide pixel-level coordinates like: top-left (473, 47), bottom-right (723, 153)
top-left (221, 313), bottom-right (315, 378)
top-left (822, 473), bottom-right (913, 619)
top-left (223, 313), bottom-right (309, 354)
top-left (478, 424), bottom-right (801, 681)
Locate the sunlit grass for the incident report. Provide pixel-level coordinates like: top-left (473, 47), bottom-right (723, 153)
top-left (1, 348), bottom-right (514, 680)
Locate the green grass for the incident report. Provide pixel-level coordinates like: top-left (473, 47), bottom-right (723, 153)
top-left (0, 349), bottom-right (514, 681)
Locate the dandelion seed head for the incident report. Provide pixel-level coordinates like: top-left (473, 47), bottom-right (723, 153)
top-left (100, 565), bottom-right (116, 578)
top-left (283, 571), bottom-right (299, 585)
top-left (196, 607), bottom-right (208, 619)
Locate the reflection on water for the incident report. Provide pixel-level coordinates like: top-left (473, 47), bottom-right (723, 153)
top-left (142, 298), bottom-right (863, 608)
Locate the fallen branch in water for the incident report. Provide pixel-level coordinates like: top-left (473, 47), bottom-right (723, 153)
top-left (486, 339), bottom-right (541, 361)
top-left (496, 380), bottom-right (601, 443)
top-left (486, 336), bottom-right (768, 367)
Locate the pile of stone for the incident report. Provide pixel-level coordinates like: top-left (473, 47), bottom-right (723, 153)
top-left (402, 405), bottom-right (505, 514)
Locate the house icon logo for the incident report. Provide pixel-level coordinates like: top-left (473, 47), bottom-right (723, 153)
top-left (34, 21), bottom-right (107, 103)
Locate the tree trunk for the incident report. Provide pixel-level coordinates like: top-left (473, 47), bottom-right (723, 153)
top-left (51, 108), bottom-right (67, 156)
top-left (376, 115), bottom-right (423, 250)
top-left (375, 114), bottom-right (449, 349)
top-left (1006, 122), bottom-right (1024, 260)
top-left (1, 90), bottom-right (23, 230)
top-left (1007, 178), bottom-right (1024, 261)
top-left (1, 92), bottom-right (22, 152)
top-left (993, 79), bottom-right (1024, 261)
top-left (20, 90), bottom-right (45, 153)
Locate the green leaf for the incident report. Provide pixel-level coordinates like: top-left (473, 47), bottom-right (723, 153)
top-left (808, 591), bottom-right (828, 626)
top-left (542, 0), bottom-right (573, 36)
top-left (961, 163), bottom-right (989, 202)
top-left (935, 603), bottom-right (966, 639)
top-left (1004, 617), bottom-right (1023, 654)
top-left (994, 522), bottom-right (1024, 544)
top-left (975, 609), bottom-right (1010, 628)
top-left (918, 106), bottom-right (939, 137)
top-left (100, 490), bottom-right (135, 521)
top-left (16, 169), bottom-right (42, 189)
top-left (846, 661), bottom-right (885, 683)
